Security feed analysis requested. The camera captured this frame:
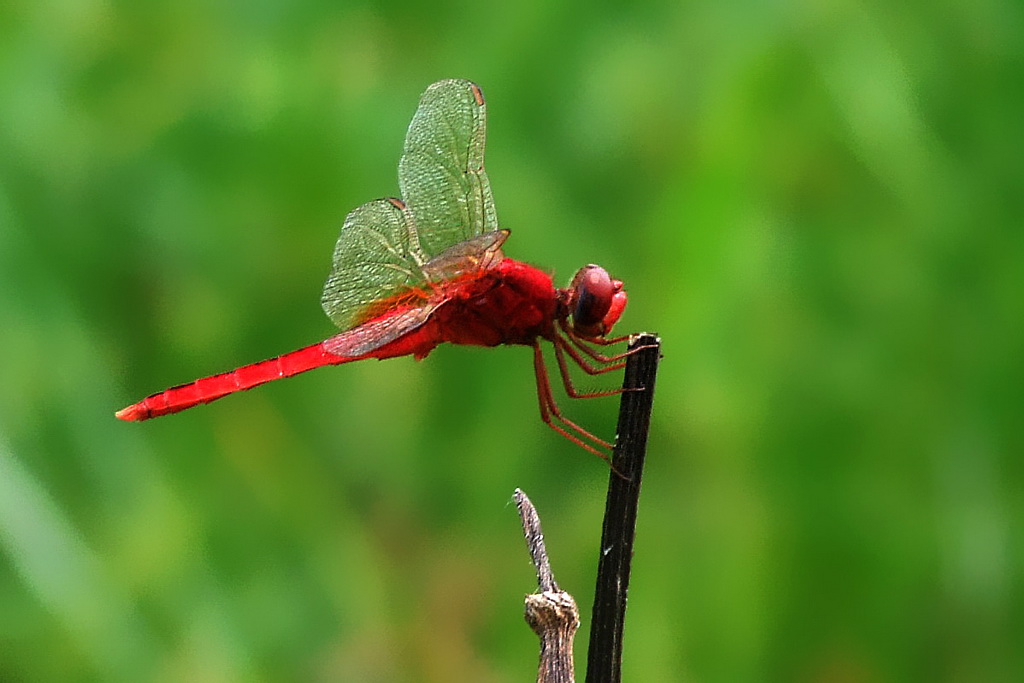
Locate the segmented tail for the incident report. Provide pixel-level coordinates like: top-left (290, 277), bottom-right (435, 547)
top-left (115, 342), bottom-right (353, 421)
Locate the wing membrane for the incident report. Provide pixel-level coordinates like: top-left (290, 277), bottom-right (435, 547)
top-left (322, 79), bottom-right (501, 336)
top-left (399, 79), bottom-right (498, 258)
top-left (323, 305), bottom-right (437, 357)
top-left (321, 197), bottom-right (422, 330)
top-left (421, 229), bottom-right (508, 281)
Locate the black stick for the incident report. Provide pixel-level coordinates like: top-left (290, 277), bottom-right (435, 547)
top-left (585, 334), bottom-right (661, 683)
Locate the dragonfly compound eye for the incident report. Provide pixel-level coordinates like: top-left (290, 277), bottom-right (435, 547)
top-left (572, 265), bottom-right (614, 329)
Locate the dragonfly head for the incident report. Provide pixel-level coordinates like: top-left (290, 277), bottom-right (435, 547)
top-left (565, 265), bottom-right (627, 339)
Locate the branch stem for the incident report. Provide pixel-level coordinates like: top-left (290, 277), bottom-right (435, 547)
top-left (585, 334), bottom-right (661, 683)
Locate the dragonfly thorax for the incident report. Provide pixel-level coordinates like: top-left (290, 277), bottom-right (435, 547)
top-left (561, 265), bottom-right (627, 340)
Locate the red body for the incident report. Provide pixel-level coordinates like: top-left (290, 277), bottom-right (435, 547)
top-left (116, 259), bottom-right (558, 421)
top-left (118, 79), bottom-right (634, 457)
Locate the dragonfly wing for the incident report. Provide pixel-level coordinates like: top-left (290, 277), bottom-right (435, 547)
top-left (323, 303), bottom-right (438, 357)
top-left (421, 229), bottom-right (509, 282)
top-left (323, 81), bottom-right (503, 334)
top-left (399, 79), bottom-right (498, 259)
top-left (321, 197), bottom-right (422, 331)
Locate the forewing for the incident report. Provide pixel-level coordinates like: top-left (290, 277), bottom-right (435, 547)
top-left (321, 197), bottom-right (422, 331)
top-left (399, 79), bottom-right (498, 258)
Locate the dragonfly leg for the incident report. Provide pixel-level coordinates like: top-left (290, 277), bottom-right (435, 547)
top-left (573, 330), bottom-right (633, 346)
top-left (553, 335), bottom-right (627, 398)
top-left (556, 332), bottom-right (628, 377)
top-left (532, 342), bottom-right (615, 459)
top-left (559, 319), bottom-right (655, 365)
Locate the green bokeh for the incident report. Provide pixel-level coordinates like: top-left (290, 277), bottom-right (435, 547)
top-left (2, 0), bottom-right (1022, 680)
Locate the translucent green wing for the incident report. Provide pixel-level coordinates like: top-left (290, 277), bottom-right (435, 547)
top-left (321, 197), bottom-right (422, 331)
top-left (321, 80), bottom-right (501, 336)
top-left (399, 79), bottom-right (498, 258)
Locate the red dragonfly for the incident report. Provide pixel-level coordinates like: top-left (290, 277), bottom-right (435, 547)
top-left (117, 79), bottom-right (634, 456)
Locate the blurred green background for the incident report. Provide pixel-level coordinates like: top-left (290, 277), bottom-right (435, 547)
top-left (2, 0), bottom-right (1022, 680)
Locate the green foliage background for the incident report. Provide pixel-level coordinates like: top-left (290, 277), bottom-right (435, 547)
top-left (2, 0), bottom-right (1021, 680)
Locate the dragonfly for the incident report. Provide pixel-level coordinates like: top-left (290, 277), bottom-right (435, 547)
top-left (117, 79), bottom-right (635, 456)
